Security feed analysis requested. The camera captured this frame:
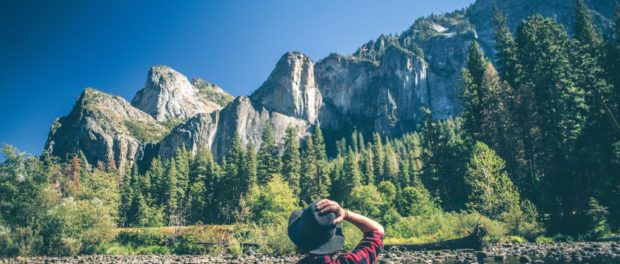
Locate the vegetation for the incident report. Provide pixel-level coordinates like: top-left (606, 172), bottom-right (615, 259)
top-left (1, 0), bottom-right (620, 257)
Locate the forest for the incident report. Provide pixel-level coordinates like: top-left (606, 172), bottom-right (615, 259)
top-left (0, 0), bottom-right (619, 257)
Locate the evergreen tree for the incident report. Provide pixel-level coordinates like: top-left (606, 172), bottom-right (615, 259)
top-left (493, 5), bottom-right (521, 87)
top-left (340, 150), bottom-right (362, 205)
top-left (256, 124), bottom-right (281, 185)
top-left (147, 157), bottom-right (165, 205)
top-left (372, 133), bottom-right (385, 182)
top-left (173, 147), bottom-right (190, 211)
top-left (300, 137), bottom-right (317, 205)
top-left (360, 148), bottom-right (375, 185)
top-left (281, 126), bottom-right (301, 195)
top-left (312, 125), bottom-right (331, 200)
top-left (461, 41), bottom-right (489, 138)
top-left (118, 166), bottom-right (134, 227)
top-left (464, 142), bottom-right (521, 221)
top-left (218, 133), bottom-right (248, 223)
top-left (161, 159), bottom-right (179, 223)
top-left (516, 15), bottom-right (587, 229)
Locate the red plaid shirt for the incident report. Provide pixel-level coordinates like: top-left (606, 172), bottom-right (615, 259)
top-left (299, 231), bottom-right (385, 264)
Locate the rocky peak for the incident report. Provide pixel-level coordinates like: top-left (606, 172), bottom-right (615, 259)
top-left (131, 65), bottom-right (223, 123)
top-left (45, 88), bottom-right (167, 171)
top-left (250, 52), bottom-right (322, 124)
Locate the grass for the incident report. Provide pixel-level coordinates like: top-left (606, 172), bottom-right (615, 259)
top-left (124, 120), bottom-right (168, 143)
top-left (106, 211), bottom-right (509, 256)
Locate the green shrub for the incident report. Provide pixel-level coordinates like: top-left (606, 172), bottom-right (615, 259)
top-left (534, 236), bottom-right (554, 244)
top-left (506, 235), bottom-right (526, 243)
top-left (0, 225), bottom-right (15, 257)
top-left (227, 238), bottom-right (242, 256)
top-left (387, 211), bottom-right (507, 244)
top-left (115, 229), bottom-right (165, 247)
top-left (551, 234), bottom-right (574, 242)
top-left (135, 245), bottom-right (171, 255)
top-left (102, 243), bottom-right (135, 255)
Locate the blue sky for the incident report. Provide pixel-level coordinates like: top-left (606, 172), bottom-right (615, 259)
top-left (0, 0), bottom-right (475, 156)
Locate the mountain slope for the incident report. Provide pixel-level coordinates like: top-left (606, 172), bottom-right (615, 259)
top-left (44, 0), bottom-right (617, 165)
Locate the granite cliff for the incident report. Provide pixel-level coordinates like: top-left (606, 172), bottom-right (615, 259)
top-left (44, 0), bottom-right (617, 167)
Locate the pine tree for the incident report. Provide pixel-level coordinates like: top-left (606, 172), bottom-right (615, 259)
top-left (360, 148), bottom-right (375, 185)
top-left (256, 124), bottom-right (282, 185)
top-left (118, 165), bottom-right (134, 227)
top-left (372, 133), bottom-right (385, 182)
top-left (493, 5), bottom-right (521, 87)
top-left (516, 15), bottom-right (587, 227)
top-left (300, 137), bottom-right (317, 204)
top-left (147, 157), bottom-right (165, 205)
top-left (281, 126), bottom-right (301, 195)
top-left (299, 128), bottom-right (330, 206)
top-left (461, 41), bottom-right (489, 138)
top-left (312, 125), bottom-right (331, 200)
top-left (340, 150), bottom-right (362, 205)
top-left (162, 159), bottom-right (179, 223)
top-left (243, 141), bottom-right (258, 189)
top-left (174, 147), bottom-right (190, 210)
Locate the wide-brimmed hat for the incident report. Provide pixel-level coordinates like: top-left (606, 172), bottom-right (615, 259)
top-left (287, 200), bottom-right (345, 255)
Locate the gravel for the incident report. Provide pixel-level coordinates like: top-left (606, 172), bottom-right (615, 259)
top-left (1, 241), bottom-right (620, 263)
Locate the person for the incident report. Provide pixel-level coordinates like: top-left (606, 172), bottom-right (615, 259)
top-left (287, 199), bottom-right (385, 264)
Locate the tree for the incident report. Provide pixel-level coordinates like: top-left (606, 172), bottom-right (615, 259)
top-left (217, 133), bottom-right (249, 223)
top-left (493, 5), bottom-right (521, 88)
top-left (461, 41), bottom-right (489, 138)
top-left (516, 15), bottom-right (587, 229)
top-left (464, 142), bottom-right (521, 221)
top-left (281, 126), bottom-right (301, 195)
top-left (397, 186), bottom-right (437, 217)
top-left (372, 133), bottom-right (385, 182)
top-left (161, 159), bottom-right (179, 223)
top-left (339, 150), bottom-right (362, 205)
top-left (348, 185), bottom-right (385, 220)
top-left (256, 123), bottom-right (281, 185)
top-left (247, 174), bottom-right (298, 225)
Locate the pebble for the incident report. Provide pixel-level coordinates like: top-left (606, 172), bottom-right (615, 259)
top-left (1, 241), bottom-right (619, 263)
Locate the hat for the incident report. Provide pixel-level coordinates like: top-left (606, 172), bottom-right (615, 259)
top-left (287, 200), bottom-right (345, 255)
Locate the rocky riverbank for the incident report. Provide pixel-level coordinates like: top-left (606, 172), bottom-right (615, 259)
top-left (2, 241), bottom-right (620, 263)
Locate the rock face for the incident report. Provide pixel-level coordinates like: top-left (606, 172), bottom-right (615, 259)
top-left (251, 52), bottom-right (322, 124)
top-left (45, 88), bottom-right (167, 171)
top-left (131, 65), bottom-right (226, 123)
top-left (45, 0), bottom-right (617, 165)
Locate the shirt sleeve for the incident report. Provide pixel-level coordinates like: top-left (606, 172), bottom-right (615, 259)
top-left (336, 231), bottom-right (385, 264)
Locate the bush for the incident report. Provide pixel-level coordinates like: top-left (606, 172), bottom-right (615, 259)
top-left (135, 245), bottom-right (171, 255)
top-left (506, 235), bottom-right (526, 243)
top-left (387, 211), bottom-right (507, 244)
top-left (227, 238), bottom-right (242, 256)
top-left (0, 225), bottom-right (15, 257)
top-left (534, 236), bottom-right (554, 244)
top-left (115, 229), bottom-right (165, 247)
top-left (348, 185), bottom-right (385, 220)
top-left (247, 175), bottom-right (298, 225)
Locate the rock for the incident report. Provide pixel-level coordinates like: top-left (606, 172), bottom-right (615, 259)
top-left (45, 88), bottom-right (167, 172)
top-left (519, 255), bottom-right (532, 263)
top-left (251, 52), bottom-right (322, 124)
top-left (132, 65), bottom-right (226, 122)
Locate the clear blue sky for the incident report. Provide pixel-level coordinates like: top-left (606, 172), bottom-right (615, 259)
top-left (0, 0), bottom-right (475, 157)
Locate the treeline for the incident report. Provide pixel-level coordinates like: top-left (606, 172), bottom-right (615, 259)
top-left (459, 1), bottom-right (620, 235)
top-left (1, 0), bottom-right (619, 257)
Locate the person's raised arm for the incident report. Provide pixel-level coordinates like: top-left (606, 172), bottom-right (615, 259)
top-left (316, 199), bottom-right (384, 234)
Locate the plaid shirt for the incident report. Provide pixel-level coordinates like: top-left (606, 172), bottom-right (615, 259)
top-left (300, 231), bottom-right (385, 264)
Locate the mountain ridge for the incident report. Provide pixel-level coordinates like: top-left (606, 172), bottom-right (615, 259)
top-left (44, 0), bottom-right (617, 168)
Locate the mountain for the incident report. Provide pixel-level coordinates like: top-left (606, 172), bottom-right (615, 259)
top-left (45, 88), bottom-right (168, 171)
top-left (131, 65), bottom-right (230, 123)
top-left (44, 0), bottom-right (617, 167)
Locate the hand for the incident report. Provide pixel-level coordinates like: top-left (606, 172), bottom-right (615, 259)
top-left (316, 199), bottom-right (347, 225)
